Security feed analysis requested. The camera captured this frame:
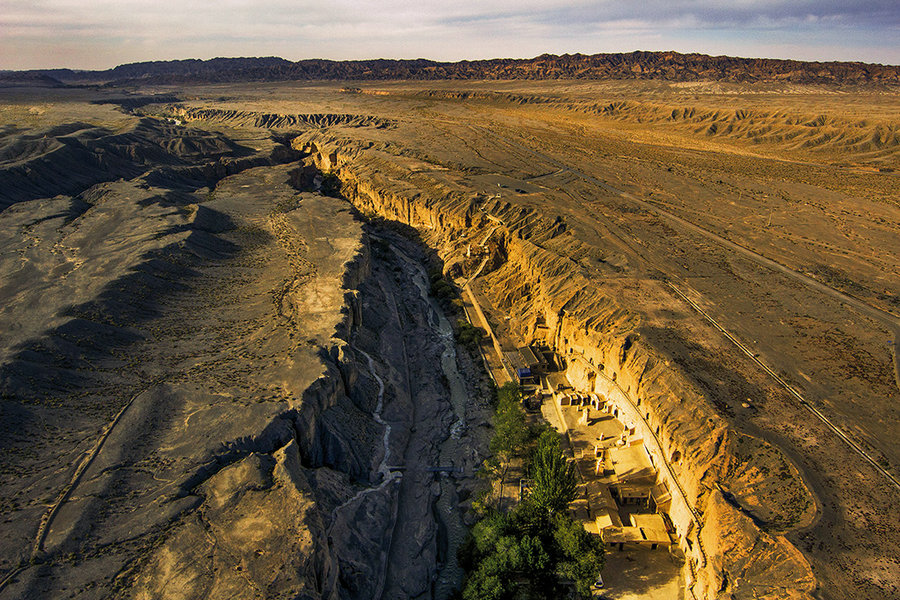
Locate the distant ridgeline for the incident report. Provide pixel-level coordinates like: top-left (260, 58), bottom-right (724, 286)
top-left (10, 52), bottom-right (900, 86)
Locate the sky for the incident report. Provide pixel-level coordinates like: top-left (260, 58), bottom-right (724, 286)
top-left (2, 0), bottom-right (898, 71)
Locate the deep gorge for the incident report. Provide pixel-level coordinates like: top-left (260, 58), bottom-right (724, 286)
top-left (297, 134), bottom-right (820, 600)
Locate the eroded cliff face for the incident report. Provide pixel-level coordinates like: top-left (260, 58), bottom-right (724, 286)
top-left (121, 197), bottom-right (471, 599)
top-left (297, 133), bottom-right (819, 599)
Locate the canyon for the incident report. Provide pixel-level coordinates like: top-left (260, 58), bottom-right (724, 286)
top-left (0, 72), bottom-right (898, 600)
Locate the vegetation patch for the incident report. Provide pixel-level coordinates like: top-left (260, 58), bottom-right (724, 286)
top-left (460, 383), bottom-right (604, 599)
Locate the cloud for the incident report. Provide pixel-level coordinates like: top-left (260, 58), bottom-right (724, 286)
top-left (1, 0), bottom-right (897, 69)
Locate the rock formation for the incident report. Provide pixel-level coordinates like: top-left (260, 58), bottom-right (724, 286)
top-left (0, 116), bottom-right (485, 598)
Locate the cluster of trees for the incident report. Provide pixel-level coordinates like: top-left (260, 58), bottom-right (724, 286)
top-left (459, 506), bottom-right (605, 600)
top-left (460, 383), bottom-right (604, 599)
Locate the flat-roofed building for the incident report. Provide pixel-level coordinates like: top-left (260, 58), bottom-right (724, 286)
top-left (518, 345), bottom-right (546, 372)
top-left (503, 350), bottom-right (535, 384)
top-left (600, 513), bottom-right (671, 551)
top-left (629, 513), bottom-right (671, 550)
top-left (608, 441), bottom-right (656, 482)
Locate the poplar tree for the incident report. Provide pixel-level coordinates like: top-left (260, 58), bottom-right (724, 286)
top-left (529, 429), bottom-right (577, 515)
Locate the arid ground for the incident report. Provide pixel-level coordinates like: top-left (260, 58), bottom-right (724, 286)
top-left (0, 77), bottom-right (897, 599)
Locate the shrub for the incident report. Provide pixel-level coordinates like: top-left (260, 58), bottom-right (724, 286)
top-left (431, 278), bottom-right (455, 300)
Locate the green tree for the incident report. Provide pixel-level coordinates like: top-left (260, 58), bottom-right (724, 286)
top-left (460, 523), bottom-right (553, 600)
top-left (551, 513), bottom-right (605, 597)
top-left (529, 429), bottom-right (577, 516)
top-left (489, 383), bottom-right (529, 508)
top-left (465, 512), bottom-right (509, 564)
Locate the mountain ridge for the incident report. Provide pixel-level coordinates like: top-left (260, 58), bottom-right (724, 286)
top-left (9, 51), bottom-right (900, 86)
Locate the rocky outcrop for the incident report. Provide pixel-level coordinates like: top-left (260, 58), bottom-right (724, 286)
top-left (171, 108), bottom-right (396, 130)
top-left (0, 134), bottom-right (468, 600)
top-left (129, 441), bottom-right (338, 600)
top-left (297, 134), bottom-right (819, 599)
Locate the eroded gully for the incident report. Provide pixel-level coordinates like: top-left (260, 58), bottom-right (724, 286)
top-left (323, 236), bottom-right (469, 599)
top-left (392, 244), bottom-right (469, 600)
top-left (326, 348), bottom-right (400, 599)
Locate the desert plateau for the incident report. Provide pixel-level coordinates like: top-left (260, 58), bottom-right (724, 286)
top-left (0, 52), bottom-right (898, 600)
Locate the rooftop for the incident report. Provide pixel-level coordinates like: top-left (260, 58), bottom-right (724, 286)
top-left (503, 351), bottom-right (528, 370)
top-left (518, 345), bottom-right (543, 367)
top-left (629, 513), bottom-right (670, 544)
top-left (601, 515), bottom-right (670, 545)
top-left (609, 442), bottom-right (656, 482)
